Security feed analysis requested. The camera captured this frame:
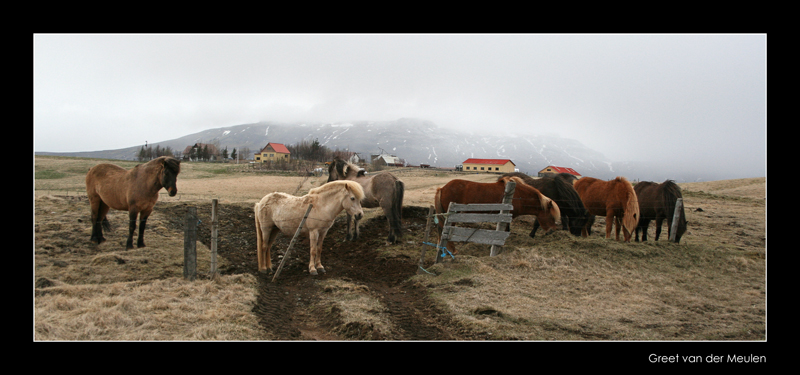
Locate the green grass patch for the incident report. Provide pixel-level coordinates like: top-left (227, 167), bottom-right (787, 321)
top-left (35, 170), bottom-right (68, 180)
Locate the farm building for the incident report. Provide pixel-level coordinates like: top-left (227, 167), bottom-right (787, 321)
top-left (538, 166), bottom-right (581, 178)
top-left (182, 143), bottom-right (220, 161)
top-left (372, 153), bottom-right (404, 167)
top-left (335, 151), bottom-right (362, 165)
top-left (255, 142), bottom-right (291, 163)
top-left (462, 158), bottom-right (516, 173)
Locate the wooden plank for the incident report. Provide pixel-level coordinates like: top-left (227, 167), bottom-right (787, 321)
top-left (446, 213), bottom-right (513, 224)
top-left (272, 204), bottom-right (313, 282)
top-left (669, 198), bottom-right (683, 243)
top-left (446, 227), bottom-right (510, 245)
top-left (449, 203), bottom-right (514, 212)
top-left (491, 180), bottom-right (516, 256)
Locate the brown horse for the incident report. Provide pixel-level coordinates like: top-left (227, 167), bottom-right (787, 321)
top-left (634, 180), bottom-right (688, 243)
top-left (498, 172), bottom-right (590, 238)
top-left (573, 176), bottom-right (639, 242)
top-left (85, 156), bottom-right (181, 249)
top-left (327, 158), bottom-right (405, 244)
top-left (254, 180), bottom-right (364, 275)
top-left (434, 177), bottom-right (561, 254)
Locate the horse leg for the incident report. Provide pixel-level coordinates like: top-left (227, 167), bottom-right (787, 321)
top-left (136, 210), bottom-right (151, 248)
top-left (308, 231), bottom-right (323, 275)
top-left (655, 217), bottom-right (664, 241)
top-left (636, 219), bottom-right (648, 242)
top-left (344, 214), bottom-right (353, 241)
top-left (604, 211), bottom-right (615, 239)
top-left (257, 225), bottom-right (279, 273)
top-left (352, 214), bottom-right (361, 242)
top-left (529, 219), bottom-right (540, 239)
top-left (636, 220), bottom-right (658, 242)
top-left (90, 199), bottom-right (109, 244)
top-left (126, 210), bottom-right (139, 249)
top-left (315, 230), bottom-right (327, 274)
top-left (380, 199), bottom-right (398, 244)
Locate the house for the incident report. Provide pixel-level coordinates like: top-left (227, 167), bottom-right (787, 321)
top-left (462, 158), bottom-right (516, 173)
top-left (372, 153), bottom-right (404, 167)
top-left (538, 166), bottom-right (581, 178)
top-left (255, 142), bottom-right (291, 163)
top-left (336, 151), bottom-right (362, 165)
top-left (182, 143), bottom-right (219, 161)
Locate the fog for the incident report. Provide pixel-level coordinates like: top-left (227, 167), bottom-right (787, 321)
top-left (33, 34), bottom-right (766, 178)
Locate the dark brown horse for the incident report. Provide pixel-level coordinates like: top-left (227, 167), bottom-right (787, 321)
top-left (573, 176), bottom-right (639, 242)
top-left (327, 158), bottom-right (405, 244)
top-left (498, 172), bottom-right (590, 238)
top-left (85, 156), bottom-right (181, 249)
top-left (434, 177), bottom-right (561, 254)
top-left (634, 180), bottom-right (687, 243)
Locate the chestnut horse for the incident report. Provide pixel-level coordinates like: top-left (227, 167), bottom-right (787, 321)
top-left (634, 180), bottom-right (687, 243)
top-left (254, 180), bottom-right (364, 276)
top-left (434, 177), bottom-right (561, 254)
top-left (498, 172), bottom-right (590, 238)
top-left (327, 158), bottom-right (405, 244)
top-left (85, 156), bottom-right (181, 249)
top-left (573, 176), bottom-right (639, 242)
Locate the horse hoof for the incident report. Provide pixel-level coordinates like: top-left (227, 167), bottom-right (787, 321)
top-left (309, 269), bottom-right (318, 276)
top-left (318, 267), bottom-right (326, 273)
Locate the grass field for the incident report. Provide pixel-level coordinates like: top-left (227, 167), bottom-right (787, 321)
top-left (33, 155), bottom-right (766, 342)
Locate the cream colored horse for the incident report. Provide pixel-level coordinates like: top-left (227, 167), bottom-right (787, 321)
top-left (254, 180), bottom-right (365, 275)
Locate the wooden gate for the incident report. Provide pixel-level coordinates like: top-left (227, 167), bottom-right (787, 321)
top-left (419, 180), bottom-right (516, 269)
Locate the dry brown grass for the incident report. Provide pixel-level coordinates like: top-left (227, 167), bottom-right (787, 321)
top-left (34, 156), bottom-right (766, 341)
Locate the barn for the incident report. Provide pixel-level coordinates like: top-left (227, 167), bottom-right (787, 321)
top-left (538, 165), bottom-right (581, 178)
top-left (255, 142), bottom-right (291, 163)
top-left (462, 158), bottom-right (516, 173)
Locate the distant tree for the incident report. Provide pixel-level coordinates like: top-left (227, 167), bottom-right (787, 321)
top-left (222, 146), bottom-right (229, 160)
top-left (231, 148), bottom-right (237, 161)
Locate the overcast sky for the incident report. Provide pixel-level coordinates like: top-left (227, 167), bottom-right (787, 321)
top-left (33, 34), bottom-right (766, 177)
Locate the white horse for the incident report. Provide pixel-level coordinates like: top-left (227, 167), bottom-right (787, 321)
top-left (255, 180), bottom-right (365, 275)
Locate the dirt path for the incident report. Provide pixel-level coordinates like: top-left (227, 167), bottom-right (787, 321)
top-left (159, 202), bottom-right (477, 340)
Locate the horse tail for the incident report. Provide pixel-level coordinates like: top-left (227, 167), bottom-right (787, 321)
top-left (434, 187), bottom-right (446, 231)
top-left (392, 179), bottom-right (405, 238)
top-left (254, 202), bottom-right (265, 268)
top-left (623, 182), bottom-right (640, 234)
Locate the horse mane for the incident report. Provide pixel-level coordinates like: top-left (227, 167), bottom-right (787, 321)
top-left (161, 156), bottom-right (181, 174)
top-left (310, 180), bottom-right (365, 201)
top-left (328, 157), bottom-right (362, 179)
top-left (501, 176), bottom-right (558, 214)
top-left (616, 176), bottom-right (639, 233)
top-left (661, 180), bottom-right (682, 199)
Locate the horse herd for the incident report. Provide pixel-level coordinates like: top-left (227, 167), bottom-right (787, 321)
top-left (83, 156), bottom-right (688, 276)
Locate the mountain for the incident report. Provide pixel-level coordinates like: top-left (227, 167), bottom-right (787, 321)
top-left (35, 118), bottom-right (715, 182)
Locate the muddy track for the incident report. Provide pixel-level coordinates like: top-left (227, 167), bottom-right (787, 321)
top-left (160, 202), bottom-right (479, 340)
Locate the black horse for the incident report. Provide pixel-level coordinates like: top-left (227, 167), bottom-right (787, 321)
top-left (634, 180), bottom-right (688, 243)
top-left (498, 172), bottom-right (590, 238)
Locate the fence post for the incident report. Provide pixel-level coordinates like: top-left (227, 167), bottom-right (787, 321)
top-left (272, 204), bottom-right (313, 282)
top-left (184, 206), bottom-right (197, 281)
top-left (490, 180), bottom-right (515, 256)
top-left (210, 199), bottom-right (219, 278)
top-left (418, 206), bottom-right (435, 274)
top-left (669, 198), bottom-right (683, 243)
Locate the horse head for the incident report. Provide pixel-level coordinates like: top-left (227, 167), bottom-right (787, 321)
top-left (539, 197), bottom-right (562, 231)
top-left (159, 157), bottom-right (181, 196)
top-left (327, 158), bottom-right (343, 182)
top-left (341, 181), bottom-right (364, 221)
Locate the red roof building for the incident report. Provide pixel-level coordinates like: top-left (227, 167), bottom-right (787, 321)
top-left (255, 142), bottom-right (291, 163)
top-left (538, 166), bottom-right (581, 177)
